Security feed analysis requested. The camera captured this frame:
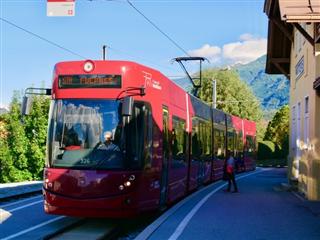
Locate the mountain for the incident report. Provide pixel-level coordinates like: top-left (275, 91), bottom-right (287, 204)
top-left (172, 55), bottom-right (289, 120)
top-left (234, 55), bottom-right (289, 112)
top-left (0, 107), bottom-right (8, 115)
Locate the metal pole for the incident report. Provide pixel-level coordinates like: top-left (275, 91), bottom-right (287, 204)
top-left (212, 79), bottom-right (216, 108)
top-left (102, 45), bottom-right (107, 60)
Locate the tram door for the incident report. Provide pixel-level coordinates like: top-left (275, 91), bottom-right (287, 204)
top-left (160, 107), bottom-right (169, 207)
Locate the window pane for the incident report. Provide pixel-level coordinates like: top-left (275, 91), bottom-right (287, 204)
top-left (172, 116), bottom-right (186, 165)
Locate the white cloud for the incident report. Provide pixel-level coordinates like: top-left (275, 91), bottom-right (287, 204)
top-left (0, 103), bottom-right (9, 110)
top-left (222, 36), bottom-right (267, 64)
top-left (239, 33), bottom-right (254, 41)
top-left (188, 34), bottom-right (267, 66)
top-left (188, 44), bottom-right (221, 62)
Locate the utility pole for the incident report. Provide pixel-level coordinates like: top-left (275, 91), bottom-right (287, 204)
top-left (102, 45), bottom-right (107, 60)
top-left (212, 79), bottom-right (217, 108)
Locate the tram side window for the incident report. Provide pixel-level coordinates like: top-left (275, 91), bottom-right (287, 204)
top-left (234, 133), bottom-right (238, 157)
top-left (192, 118), bottom-right (201, 161)
top-left (172, 116), bottom-right (186, 165)
top-left (221, 131), bottom-right (226, 158)
top-left (213, 130), bottom-right (219, 159)
top-left (192, 118), bottom-right (212, 162)
top-left (143, 106), bottom-right (153, 169)
top-left (214, 127), bottom-right (225, 160)
top-left (199, 121), bottom-right (206, 161)
top-left (238, 132), bottom-right (244, 153)
top-left (162, 109), bottom-right (169, 159)
top-left (200, 120), bottom-right (212, 162)
top-left (126, 103), bottom-right (144, 168)
top-left (205, 121), bottom-right (212, 161)
top-left (245, 135), bottom-right (255, 157)
top-left (234, 132), bottom-right (243, 159)
top-left (227, 131), bottom-right (234, 155)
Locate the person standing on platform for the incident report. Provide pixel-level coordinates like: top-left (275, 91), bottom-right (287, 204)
top-left (225, 150), bottom-right (238, 193)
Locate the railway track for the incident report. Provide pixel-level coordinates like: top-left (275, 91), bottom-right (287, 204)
top-left (45, 214), bottom-right (158, 240)
top-left (0, 193), bottom-right (158, 240)
top-left (45, 219), bottom-right (118, 240)
top-left (42, 217), bottom-right (157, 240)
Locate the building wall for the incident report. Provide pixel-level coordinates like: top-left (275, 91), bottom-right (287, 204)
top-left (312, 50), bottom-right (320, 200)
top-left (289, 24), bottom-right (320, 200)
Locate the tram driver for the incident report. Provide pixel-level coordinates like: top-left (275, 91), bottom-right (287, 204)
top-left (98, 131), bottom-right (120, 152)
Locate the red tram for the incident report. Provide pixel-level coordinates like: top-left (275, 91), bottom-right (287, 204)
top-left (43, 60), bottom-right (256, 217)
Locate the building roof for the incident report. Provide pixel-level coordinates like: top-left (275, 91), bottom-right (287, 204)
top-left (265, 0), bottom-right (320, 22)
top-left (278, 0), bottom-right (320, 22)
top-left (264, 0), bottom-right (320, 77)
top-left (264, 0), bottom-right (293, 77)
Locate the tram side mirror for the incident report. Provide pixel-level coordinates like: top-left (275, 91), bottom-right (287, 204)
top-left (21, 96), bottom-right (32, 115)
top-left (122, 96), bottom-right (133, 116)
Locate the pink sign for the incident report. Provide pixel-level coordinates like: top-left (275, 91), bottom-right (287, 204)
top-left (47, 0), bottom-right (75, 17)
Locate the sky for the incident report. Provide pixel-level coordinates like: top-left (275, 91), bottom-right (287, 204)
top-left (0, 0), bottom-right (268, 108)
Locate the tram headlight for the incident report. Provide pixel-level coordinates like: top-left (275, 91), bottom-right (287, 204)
top-left (83, 60), bottom-right (95, 73)
top-left (124, 181), bottom-right (131, 187)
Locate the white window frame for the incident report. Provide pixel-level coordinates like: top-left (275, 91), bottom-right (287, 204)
top-left (296, 102), bottom-right (301, 158)
top-left (291, 105), bottom-right (296, 150)
top-left (304, 96), bottom-right (309, 150)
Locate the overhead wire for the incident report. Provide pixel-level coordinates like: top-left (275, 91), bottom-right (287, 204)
top-left (1, 1), bottom-right (240, 77)
top-left (97, 0), bottom-right (190, 56)
top-left (0, 17), bottom-right (180, 75)
top-left (0, 0), bottom-right (206, 74)
top-left (105, 45), bottom-right (179, 73)
top-left (126, 0), bottom-right (190, 56)
top-left (0, 17), bottom-right (88, 59)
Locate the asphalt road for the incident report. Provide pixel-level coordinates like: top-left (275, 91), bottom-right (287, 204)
top-left (1, 168), bottom-right (320, 240)
top-left (0, 195), bottom-right (79, 240)
top-left (137, 168), bottom-right (320, 240)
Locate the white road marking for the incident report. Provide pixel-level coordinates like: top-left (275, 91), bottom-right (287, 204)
top-left (168, 169), bottom-right (268, 240)
top-left (0, 195), bottom-right (42, 209)
top-left (0, 209), bottom-right (12, 224)
top-left (134, 180), bottom-right (225, 240)
top-left (1, 216), bottom-right (65, 240)
top-left (6, 200), bottom-right (43, 213)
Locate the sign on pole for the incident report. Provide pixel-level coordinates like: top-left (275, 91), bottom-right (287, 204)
top-left (47, 0), bottom-right (75, 17)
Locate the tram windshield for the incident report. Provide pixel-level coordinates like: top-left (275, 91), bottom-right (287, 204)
top-left (47, 99), bottom-right (127, 169)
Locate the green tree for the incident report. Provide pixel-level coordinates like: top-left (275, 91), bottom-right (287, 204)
top-left (2, 92), bottom-right (32, 181)
top-left (0, 114), bottom-right (14, 182)
top-left (0, 92), bottom-right (50, 183)
top-left (263, 105), bottom-right (289, 157)
top-left (24, 95), bottom-right (50, 179)
top-left (197, 69), bottom-right (263, 122)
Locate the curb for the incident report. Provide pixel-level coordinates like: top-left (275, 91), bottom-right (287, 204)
top-left (0, 181), bottom-right (43, 200)
top-left (257, 164), bottom-right (287, 168)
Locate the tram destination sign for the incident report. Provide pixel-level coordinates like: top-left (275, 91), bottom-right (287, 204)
top-left (58, 75), bottom-right (122, 89)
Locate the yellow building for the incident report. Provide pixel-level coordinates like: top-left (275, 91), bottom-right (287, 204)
top-left (265, 0), bottom-right (320, 200)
